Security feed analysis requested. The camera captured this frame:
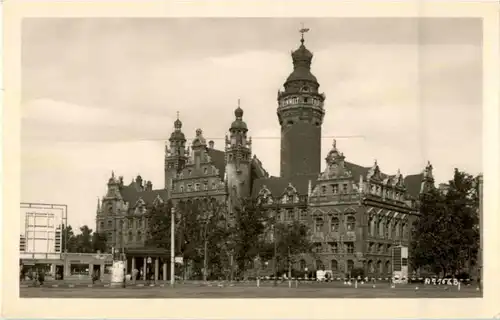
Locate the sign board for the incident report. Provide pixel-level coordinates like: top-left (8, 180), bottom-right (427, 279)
top-left (110, 260), bottom-right (125, 284)
top-left (316, 270), bottom-right (326, 281)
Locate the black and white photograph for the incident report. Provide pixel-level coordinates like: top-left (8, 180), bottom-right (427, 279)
top-left (3, 1), bottom-right (499, 319)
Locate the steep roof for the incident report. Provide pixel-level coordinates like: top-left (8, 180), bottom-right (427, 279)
top-left (251, 161), bottom-right (423, 200)
top-left (207, 148), bottom-right (225, 180)
top-left (251, 173), bottom-right (318, 198)
top-left (120, 186), bottom-right (169, 208)
top-left (404, 173), bottom-right (424, 199)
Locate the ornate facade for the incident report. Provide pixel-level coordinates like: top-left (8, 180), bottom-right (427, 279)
top-left (95, 31), bottom-right (433, 280)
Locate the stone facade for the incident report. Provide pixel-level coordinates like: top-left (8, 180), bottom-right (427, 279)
top-left (95, 32), bottom-right (434, 279)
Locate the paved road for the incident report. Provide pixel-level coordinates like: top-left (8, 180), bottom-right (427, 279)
top-left (20, 283), bottom-right (481, 298)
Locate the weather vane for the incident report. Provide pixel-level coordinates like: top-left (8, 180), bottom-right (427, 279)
top-left (176, 111), bottom-right (179, 120)
top-left (238, 98), bottom-right (240, 108)
top-left (299, 22), bottom-right (310, 43)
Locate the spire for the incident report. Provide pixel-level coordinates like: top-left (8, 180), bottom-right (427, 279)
top-left (299, 22), bottom-right (310, 45)
top-left (97, 197), bottom-right (101, 211)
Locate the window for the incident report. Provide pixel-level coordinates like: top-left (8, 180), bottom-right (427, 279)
top-left (321, 186), bottom-right (326, 194)
top-left (137, 231), bottom-right (142, 241)
top-left (331, 217), bottom-right (339, 231)
top-left (378, 220), bottom-right (384, 237)
top-left (180, 185), bottom-right (184, 192)
top-left (304, 97), bottom-right (309, 103)
top-left (332, 184), bottom-right (338, 194)
top-left (402, 223), bottom-right (407, 239)
top-left (107, 220), bottom-right (112, 228)
top-left (329, 242), bottom-right (338, 253)
top-left (188, 170), bottom-right (192, 176)
top-left (315, 218), bottom-right (324, 232)
top-left (204, 182), bottom-right (208, 190)
top-left (128, 232), bottom-right (133, 241)
top-left (369, 217), bottom-right (375, 236)
top-left (100, 221), bottom-right (104, 229)
top-left (346, 216), bottom-right (356, 231)
top-left (187, 184), bottom-right (192, 192)
top-left (347, 260), bottom-right (354, 272)
top-left (299, 259), bottom-right (307, 270)
top-left (368, 260), bottom-right (374, 273)
top-left (343, 184), bottom-right (348, 193)
top-left (107, 232), bottom-right (113, 241)
top-left (377, 261), bottom-right (383, 274)
top-left (346, 242), bottom-right (354, 254)
top-left (316, 259), bottom-right (324, 270)
top-left (331, 260), bottom-right (338, 271)
top-left (286, 209), bottom-right (294, 220)
top-left (195, 183), bottom-right (200, 191)
top-left (204, 167), bottom-right (208, 174)
top-left (297, 209), bottom-right (306, 220)
top-left (385, 261), bottom-right (391, 274)
top-left (212, 182), bottom-right (216, 189)
top-left (120, 220), bottom-right (124, 228)
top-left (378, 243), bottom-right (384, 253)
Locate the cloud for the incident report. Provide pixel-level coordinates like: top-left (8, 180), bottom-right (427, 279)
top-left (22, 99), bottom-right (175, 142)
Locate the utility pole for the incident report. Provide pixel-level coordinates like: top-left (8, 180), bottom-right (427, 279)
top-left (203, 219), bottom-right (209, 282)
top-left (121, 221), bottom-right (126, 288)
top-left (273, 218), bottom-right (278, 287)
top-left (170, 206), bottom-right (175, 287)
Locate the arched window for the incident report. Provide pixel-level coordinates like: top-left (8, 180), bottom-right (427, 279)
top-left (368, 260), bottom-right (374, 273)
top-left (128, 231), bottom-right (133, 241)
top-left (329, 242), bottom-right (338, 253)
top-left (346, 216), bottom-right (356, 231)
top-left (347, 260), bottom-right (354, 272)
top-left (395, 221), bottom-right (400, 238)
top-left (316, 259), bottom-right (324, 270)
top-left (137, 231), bottom-right (142, 241)
top-left (385, 261), bottom-right (391, 274)
top-left (402, 222), bottom-right (407, 239)
top-left (369, 217), bottom-right (375, 236)
top-left (377, 261), bottom-right (383, 274)
top-left (378, 219), bottom-right (384, 237)
top-left (378, 243), bottom-right (384, 253)
top-left (331, 217), bottom-right (339, 232)
top-left (387, 221), bottom-right (392, 238)
top-left (315, 218), bottom-right (324, 232)
top-left (331, 260), bottom-right (338, 271)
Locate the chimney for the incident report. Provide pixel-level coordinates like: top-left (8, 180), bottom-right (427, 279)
top-left (209, 140), bottom-right (215, 149)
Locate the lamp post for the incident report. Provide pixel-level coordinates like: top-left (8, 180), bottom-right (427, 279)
top-left (170, 206), bottom-right (175, 287)
top-left (273, 216), bottom-right (278, 287)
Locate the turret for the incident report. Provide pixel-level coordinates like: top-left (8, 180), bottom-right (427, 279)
top-left (165, 112), bottom-right (188, 193)
top-left (225, 100), bottom-right (252, 208)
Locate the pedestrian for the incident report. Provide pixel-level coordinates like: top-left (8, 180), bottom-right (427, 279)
top-left (38, 269), bottom-right (45, 286)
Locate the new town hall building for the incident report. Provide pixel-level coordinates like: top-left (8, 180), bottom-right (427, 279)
top-left (95, 32), bottom-right (434, 280)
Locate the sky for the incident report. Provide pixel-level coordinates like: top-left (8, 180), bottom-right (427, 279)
top-left (21, 18), bottom-right (483, 230)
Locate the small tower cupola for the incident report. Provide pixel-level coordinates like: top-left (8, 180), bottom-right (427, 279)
top-left (165, 111), bottom-right (189, 190)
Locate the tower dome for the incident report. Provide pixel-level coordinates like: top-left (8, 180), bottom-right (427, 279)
top-left (170, 112), bottom-right (185, 141)
top-left (230, 100), bottom-right (247, 130)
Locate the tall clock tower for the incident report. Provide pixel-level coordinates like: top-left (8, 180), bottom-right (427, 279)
top-left (277, 28), bottom-right (326, 178)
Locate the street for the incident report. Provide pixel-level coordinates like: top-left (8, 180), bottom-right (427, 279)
top-left (20, 281), bottom-right (481, 298)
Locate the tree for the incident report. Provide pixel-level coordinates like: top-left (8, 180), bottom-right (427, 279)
top-left (75, 225), bottom-right (93, 253)
top-left (411, 169), bottom-right (480, 277)
top-left (91, 232), bottom-right (108, 253)
top-left (61, 224), bottom-right (77, 252)
top-left (230, 198), bottom-right (268, 278)
top-left (145, 200), bottom-right (173, 250)
top-left (274, 220), bottom-right (313, 274)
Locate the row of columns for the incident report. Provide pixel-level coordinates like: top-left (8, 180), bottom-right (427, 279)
top-left (130, 257), bottom-right (168, 282)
